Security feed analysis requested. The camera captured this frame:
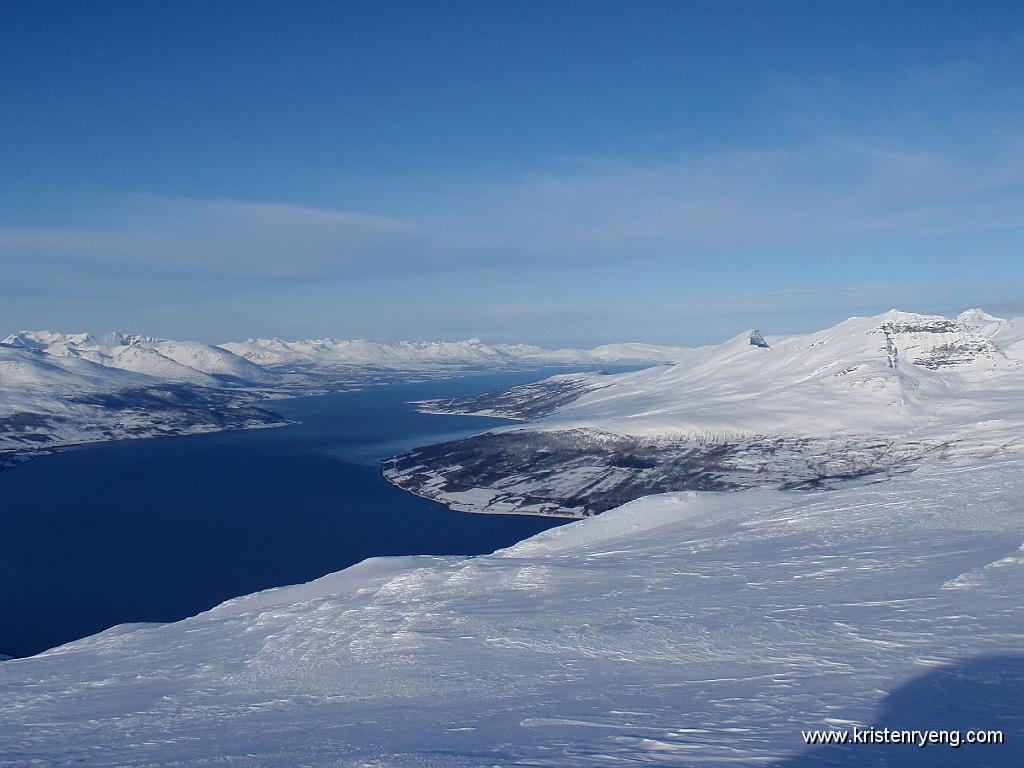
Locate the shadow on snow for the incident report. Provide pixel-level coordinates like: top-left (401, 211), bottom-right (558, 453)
top-left (775, 654), bottom-right (1024, 767)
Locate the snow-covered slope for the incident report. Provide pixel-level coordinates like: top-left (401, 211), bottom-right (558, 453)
top-left (148, 339), bottom-right (274, 383)
top-left (0, 343), bottom-right (156, 403)
top-left (384, 310), bottom-right (1024, 516)
top-left (2, 453), bottom-right (1021, 766)
top-left (2, 331), bottom-right (274, 385)
top-left (220, 336), bottom-right (689, 369)
top-left (0, 334), bottom-right (284, 469)
top-left (538, 309), bottom-right (1024, 440)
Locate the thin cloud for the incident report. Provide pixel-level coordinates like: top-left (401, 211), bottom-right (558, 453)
top-left (0, 199), bottom-right (431, 279)
top-left (3, 132), bottom-right (1021, 284)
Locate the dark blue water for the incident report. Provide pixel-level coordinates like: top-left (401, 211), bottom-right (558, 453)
top-left (0, 372), bottom-right (572, 658)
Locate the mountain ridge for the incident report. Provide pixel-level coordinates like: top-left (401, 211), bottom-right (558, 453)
top-left (219, 336), bottom-right (691, 368)
top-left (2, 331), bottom-right (275, 385)
top-left (383, 308), bottom-right (1024, 517)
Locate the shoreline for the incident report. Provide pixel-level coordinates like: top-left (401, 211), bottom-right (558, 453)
top-left (0, 415), bottom-right (294, 478)
top-left (0, 365), bottom-right (593, 479)
top-left (378, 463), bottom-right (583, 520)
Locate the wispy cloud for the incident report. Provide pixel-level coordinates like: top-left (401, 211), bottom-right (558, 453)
top-left (0, 198), bottom-right (433, 279)
top-left (2, 131), bottom-right (1021, 284)
top-left (437, 139), bottom-right (1024, 258)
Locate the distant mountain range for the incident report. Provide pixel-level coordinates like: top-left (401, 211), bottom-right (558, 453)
top-left (2, 330), bottom-right (275, 386)
top-left (220, 336), bottom-right (689, 369)
top-left (2, 330), bottom-right (688, 387)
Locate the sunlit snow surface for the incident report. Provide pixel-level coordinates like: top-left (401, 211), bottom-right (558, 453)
top-left (385, 310), bottom-right (1024, 516)
top-left (2, 454), bottom-right (1022, 766)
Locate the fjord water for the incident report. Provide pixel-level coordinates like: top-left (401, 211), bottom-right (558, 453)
top-left (0, 372), bottom-right (571, 658)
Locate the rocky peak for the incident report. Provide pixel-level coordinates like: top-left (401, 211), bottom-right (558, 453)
top-left (748, 330), bottom-right (770, 349)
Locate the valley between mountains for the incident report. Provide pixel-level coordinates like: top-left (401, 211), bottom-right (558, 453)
top-left (0, 331), bottom-right (678, 473)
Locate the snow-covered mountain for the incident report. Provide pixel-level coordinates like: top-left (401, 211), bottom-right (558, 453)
top-left (2, 452), bottom-right (1021, 766)
top-left (0, 342), bottom-right (156, 404)
top-left (3, 331), bottom-right (275, 385)
top-left (220, 336), bottom-right (689, 369)
top-left (385, 309), bottom-right (1024, 516)
top-left (536, 309), bottom-right (1023, 439)
top-left (0, 332), bottom-right (284, 470)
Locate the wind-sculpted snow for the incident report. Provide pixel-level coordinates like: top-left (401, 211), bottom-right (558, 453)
top-left (385, 309), bottom-right (1024, 517)
top-left (2, 455), bottom-right (1022, 766)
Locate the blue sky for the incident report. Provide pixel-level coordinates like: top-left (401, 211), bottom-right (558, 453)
top-left (2, 1), bottom-right (1022, 346)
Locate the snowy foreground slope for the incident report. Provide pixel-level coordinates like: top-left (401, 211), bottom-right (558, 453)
top-left (2, 454), bottom-right (1022, 766)
top-left (386, 310), bottom-right (1024, 516)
